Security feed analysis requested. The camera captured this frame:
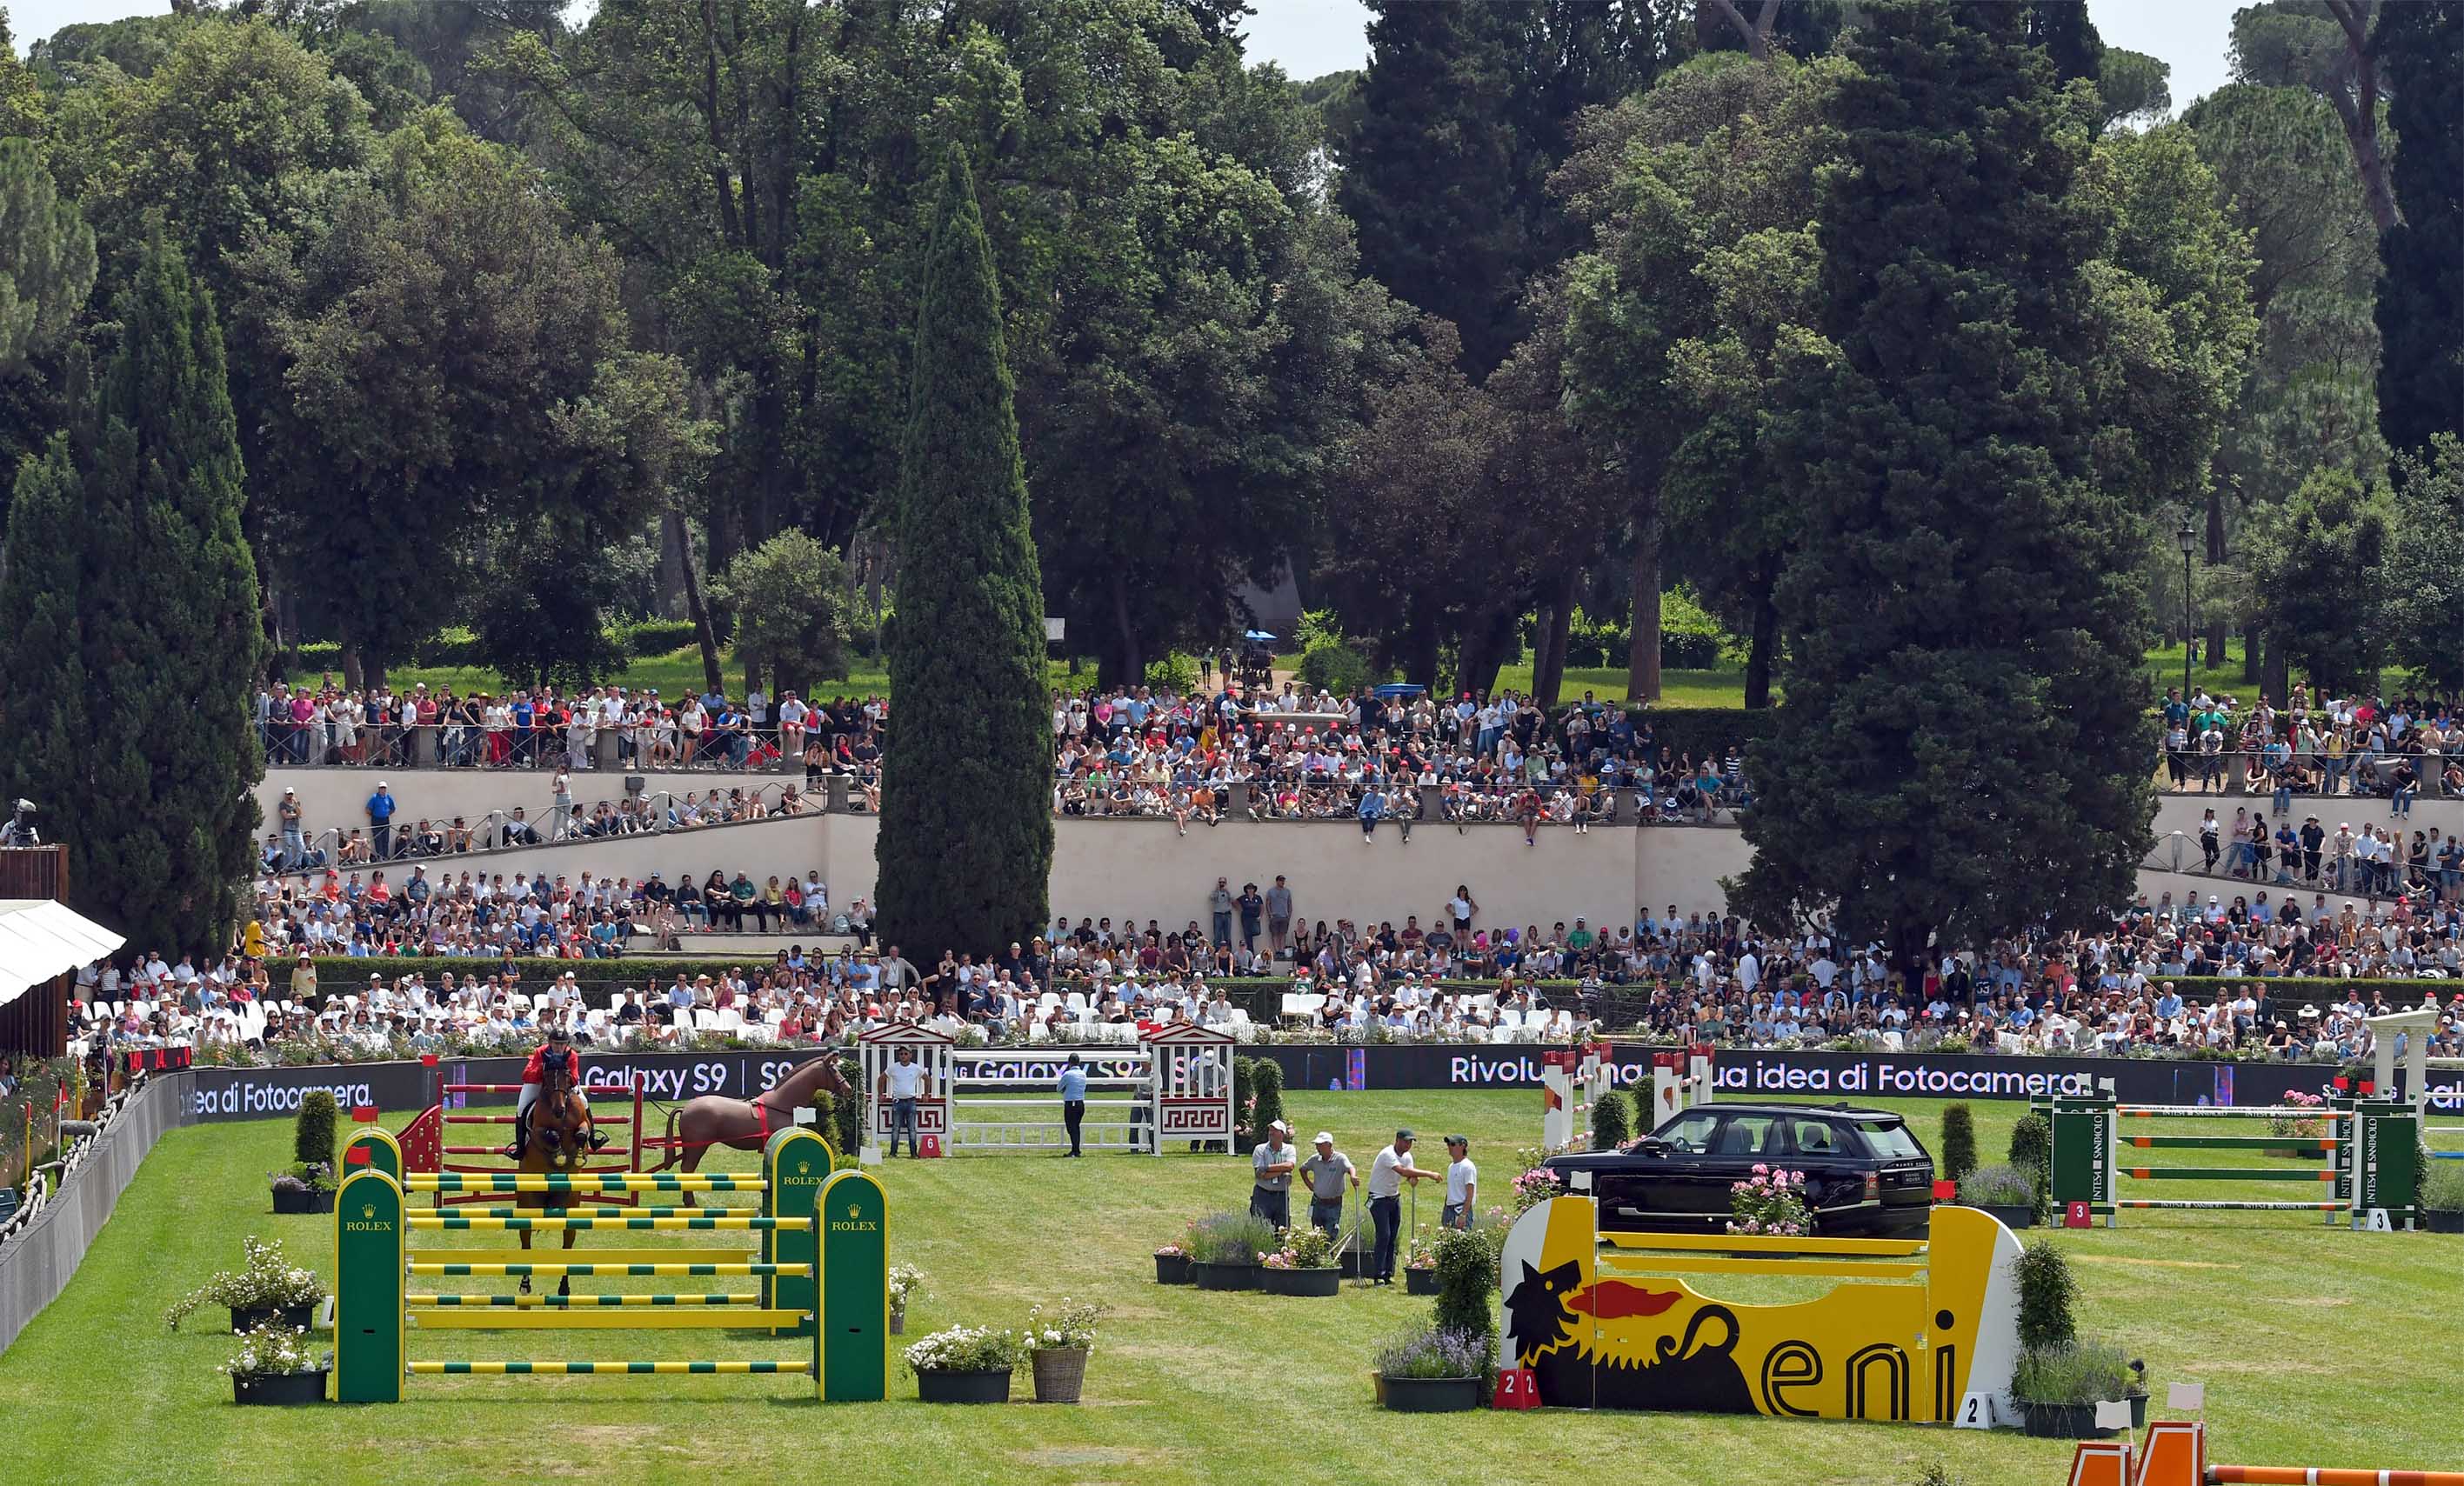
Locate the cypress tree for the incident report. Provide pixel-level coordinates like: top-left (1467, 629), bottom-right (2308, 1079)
top-left (2373, 0), bottom-right (2463, 461)
top-left (876, 155), bottom-right (1052, 962)
top-left (1737, 1), bottom-right (2151, 980)
top-left (0, 238), bottom-right (263, 954)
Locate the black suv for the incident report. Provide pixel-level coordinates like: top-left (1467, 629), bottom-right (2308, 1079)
top-left (1542, 1103), bottom-right (1935, 1238)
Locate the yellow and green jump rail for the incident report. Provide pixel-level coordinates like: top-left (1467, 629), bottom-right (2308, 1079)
top-left (337, 1128), bottom-right (888, 1403)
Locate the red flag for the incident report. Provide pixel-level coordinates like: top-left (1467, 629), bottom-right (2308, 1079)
top-left (54, 1081), bottom-right (67, 1113)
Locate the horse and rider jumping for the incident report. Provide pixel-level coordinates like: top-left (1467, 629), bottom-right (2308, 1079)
top-left (505, 1027), bottom-right (605, 1296)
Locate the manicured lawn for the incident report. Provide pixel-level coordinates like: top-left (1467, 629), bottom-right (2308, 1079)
top-left (4, 1091), bottom-right (2451, 1486)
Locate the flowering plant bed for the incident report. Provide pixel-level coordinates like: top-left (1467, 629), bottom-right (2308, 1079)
top-left (167, 1236), bottom-right (328, 1333)
top-left (224, 1323), bottom-right (329, 1405)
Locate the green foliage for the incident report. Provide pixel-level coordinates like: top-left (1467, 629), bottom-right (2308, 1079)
top-left (1626, 706), bottom-right (1780, 767)
top-left (1246, 1058), bottom-right (1287, 1153)
top-left (831, 1056), bottom-right (863, 1157)
top-left (1590, 1087), bottom-right (1631, 1150)
top-left (1940, 1104), bottom-right (1978, 1184)
top-left (466, 524), bottom-right (637, 691)
top-left (711, 530), bottom-right (852, 697)
top-left (1653, 589), bottom-right (1732, 670)
top-left (2014, 1240), bottom-right (2080, 1351)
top-left (1295, 640), bottom-right (1372, 698)
top-left (0, 237), bottom-right (264, 955)
top-left (2012, 1338), bottom-right (2135, 1406)
top-left (808, 1090), bottom-right (838, 1157)
top-left (1737, 4), bottom-right (2154, 977)
top-left (1142, 653), bottom-right (1200, 696)
top-left (0, 138), bottom-right (97, 375)
top-left (2382, 436), bottom-right (2464, 694)
top-left (293, 1091), bottom-right (337, 1169)
top-left (876, 155), bottom-right (1053, 963)
top-left (1431, 1226), bottom-right (1496, 1356)
top-left (1292, 609), bottom-right (1346, 652)
top-left (1231, 1057), bottom-right (1255, 1149)
top-left (2374, 0), bottom-right (2462, 462)
top-left (2245, 465), bottom-right (2394, 693)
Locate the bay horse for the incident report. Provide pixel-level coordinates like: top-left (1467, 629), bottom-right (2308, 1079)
top-left (517, 1052), bottom-right (596, 1296)
top-left (648, 1054), bottom-right (852, 1209)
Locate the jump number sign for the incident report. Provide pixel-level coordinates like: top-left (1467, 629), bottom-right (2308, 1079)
top-left (1954, 1390), bottom-right (1998, 1430)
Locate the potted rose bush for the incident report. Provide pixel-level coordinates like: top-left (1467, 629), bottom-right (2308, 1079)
top-left (223, 1323), bottom-right (329, 1406)
top-left (1727, 1165), bottom-right (1812, 1237)
top-left (167, 1236), bottom-right (327, 1334)
top-left (1025, 1298), bottom-right (1103, 1403)
top-left (1403, 1236), bottom-right (1439, 1296)
top-left (904, 1324), bottom-right (1024, 1404)
top-left (2265, 1091), bottom-right (2327, 1156)
top-left (1259, 1227), bottom-right (1339, 1297)
top-left (1154, 1223), bottom-right (1194, 1285)
top-left (1374, 1324), bottom-right (1486, 1412)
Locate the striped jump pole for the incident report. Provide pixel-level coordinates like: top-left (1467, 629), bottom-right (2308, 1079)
top-left (407, 1216), bottom-right (811, 1231)
top-left (409, 1361), bottom-right (806, 1376)
top-left (2113, 1201), bottom-right (2347, 1213)
top-left (2207, 1468), bottom-right (2464, 1485)
top-left (2038, 1094), bottom-right (2421, 1230)
top-left (408, 1263), bottom-right (810, 1276)
top-left (409, 1294), bottom-right (762, 1307)
top-left (456, 1207), bottom-right (743, 1219)
top-left (402, 1174), bottom-right (764, 1192)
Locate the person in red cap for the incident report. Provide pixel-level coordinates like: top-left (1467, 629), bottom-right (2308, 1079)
top-left (503, 1026), bottom-right (598, 1159)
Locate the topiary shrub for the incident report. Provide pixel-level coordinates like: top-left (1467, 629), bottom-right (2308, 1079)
top-left (1231, 1058), bottom-right (1256, 1155)
top-left (1432, 1227), bottom-right (1497, 1373)
top-left (1246, 1058), bottom-right (1286, 1151)
top-left (809, 1090), bottom-right (840, 1156)
top-left (294, 1090), bottom-right (337, 1170)
top-left (1590, 1087), bottom-right (1631, 1150)
top-left (2008, 1113), bottom-right (2053, 1213)
top-left (2013, 1239), bottom-right (2078, 1351)
top-left (1940, 1103), bottom-right (1978, 1184)
top-left (832, 1056), bottom-right (864, 1156)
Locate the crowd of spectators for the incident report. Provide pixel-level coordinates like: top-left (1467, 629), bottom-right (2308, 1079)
top-left (2161, 686), bottom-right (2464, 803)
top-left (241, 861), bottom-right (863, 959)
top-left (254, 676), bottom-right (1757, 842)
top-left (2184, 806), bottom-right (2461, 903)
top-left (67, 860), bottom-right (2464, 1071)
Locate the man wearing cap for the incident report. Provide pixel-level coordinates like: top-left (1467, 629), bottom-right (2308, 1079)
top-left (366, 781), bottom-right (397, 863)
top-left (278, 787), bottom-right (305, 870)
top-left (1366, 1129), bottom-right (1438, 1284)
top-left (1298, 1130), bottom-right (1359, 1238)
top-left (1440, 1136), bottom-right (1479, 1231)
top-left (878, 1046), bottom-right (928, 1158)
top-left (1251, 1119), bottom-right (1297, 1227)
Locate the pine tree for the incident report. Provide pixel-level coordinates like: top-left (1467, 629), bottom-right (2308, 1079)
top-left (2373, 0), bottom-right (2463, 461)
top-left (875, 154), bottom-right (1052, 962)
top-left (0, 238), bottom-right (264, 954)
top-left (1736, 1), bottom-right (2153, 979)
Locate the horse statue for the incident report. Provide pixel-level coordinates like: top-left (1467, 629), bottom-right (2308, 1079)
top-left (517, 1051), bottom-right (596, 1296)
top-left (649, 1053), bottom-right (852, 1208)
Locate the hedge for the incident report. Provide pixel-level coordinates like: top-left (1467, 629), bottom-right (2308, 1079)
top-left (1621, 705), bottom-right (1782, 764)
top-left (287, 620), bottom-right (715, 677)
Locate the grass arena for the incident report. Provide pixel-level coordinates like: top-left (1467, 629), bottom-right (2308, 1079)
top-left (2, 1087), bottom-right (2458, 1486)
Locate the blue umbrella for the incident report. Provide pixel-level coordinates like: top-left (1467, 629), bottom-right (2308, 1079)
top-left (1372, 683), bottom-right (1426, 699)
top-left (1243, 630), bottom-right (1278, 643)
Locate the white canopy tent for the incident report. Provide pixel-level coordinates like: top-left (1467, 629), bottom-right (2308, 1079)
top-left (0, 899), bottom-right (124, 1009)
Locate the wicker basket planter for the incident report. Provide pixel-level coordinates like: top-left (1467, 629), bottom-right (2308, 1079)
top-left (1031, 1347), bottom-right (1088, 1403)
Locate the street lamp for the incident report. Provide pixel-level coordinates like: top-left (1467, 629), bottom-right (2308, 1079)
top-left (2175, 516), bottom-right (2197, 700)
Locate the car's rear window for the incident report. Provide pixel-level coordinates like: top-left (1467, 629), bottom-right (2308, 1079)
top-left (1854, 1120), bottom-right (1923, 1160)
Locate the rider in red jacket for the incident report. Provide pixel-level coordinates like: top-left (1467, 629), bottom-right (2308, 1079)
top-left (504, 1026), bottom-right (586, 1159)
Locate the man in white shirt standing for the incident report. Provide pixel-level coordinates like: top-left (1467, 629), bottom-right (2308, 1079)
top-left (876, 1047), bottom-right (929, 1158)
top-left (1440, 1135), bottom-right (1479, 1231)
top-left (1366, 1129), bottom-right (1438, 1285)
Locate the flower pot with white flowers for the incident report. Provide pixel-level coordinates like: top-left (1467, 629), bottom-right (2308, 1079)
top-left (165, 1236), bottom-right (328, 1336)
top-left (1025, 1299), bottom-right (1104, 1403)
top-left (886, 1264), bottom-right (927, 1336)
top-left (904, 1325), bottom-right (1023, 1404)
top-left (1259, 1228), bottom-right (1340, 1297)
top-left (224, 1323), bottom-right (330, 1405)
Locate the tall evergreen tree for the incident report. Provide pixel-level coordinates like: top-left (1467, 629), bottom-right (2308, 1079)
top-left (876, 155), bottom-right (1052, 962)
top-left (2372, 0), bottom-right (2462, 461)
top-left (0, 238), bottom-right (263, 953)
top-left (1735, 1), bottom-right (2151, 978)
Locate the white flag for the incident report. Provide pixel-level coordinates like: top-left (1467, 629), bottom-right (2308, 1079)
top-left (2094, 1399), bottom-right (2135, 1430)
top-left (2167, 1382), bottom-right (2206, 1409)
